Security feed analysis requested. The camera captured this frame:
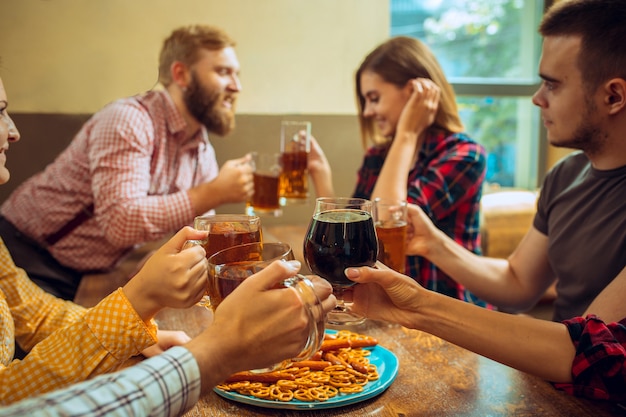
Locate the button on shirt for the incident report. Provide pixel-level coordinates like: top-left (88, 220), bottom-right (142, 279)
top-left (0, 89), bottom-right (219, 271)
top-left (0, 239), bottom-right (157, 404)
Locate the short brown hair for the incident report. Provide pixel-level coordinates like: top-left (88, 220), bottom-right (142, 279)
top-left (539, 0), bottom-right (626, 93)
top-left (355, 36), bottom-right (463, 148)
top-left (158, 24), bottom-right (236, 86)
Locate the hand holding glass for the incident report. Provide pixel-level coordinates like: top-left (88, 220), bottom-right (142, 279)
top-left (184, 214), bottom-right (262, 307)
top-left (303, 197), bottom-right (378, 325)
top-left (208, 242), bottom-right (325, 372)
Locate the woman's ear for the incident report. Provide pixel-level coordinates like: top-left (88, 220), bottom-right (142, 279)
top-left (604, 78), bottom-right (626, 115)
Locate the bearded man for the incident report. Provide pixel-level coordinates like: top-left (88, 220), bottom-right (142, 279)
top-left (0, 25), bottom-right (254, 301)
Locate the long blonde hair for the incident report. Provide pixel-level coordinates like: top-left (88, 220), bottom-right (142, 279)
top-left (355, 36), bottom-right (463, 148)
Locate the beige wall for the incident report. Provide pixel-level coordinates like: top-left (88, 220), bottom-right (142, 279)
top-left (0, 0), bottom-right (388, 114)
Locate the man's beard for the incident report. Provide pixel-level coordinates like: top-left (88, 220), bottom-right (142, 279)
top-left (183, 73), bottom-right (235, 136)
top-left (561, 97), bottom-right (607, 156)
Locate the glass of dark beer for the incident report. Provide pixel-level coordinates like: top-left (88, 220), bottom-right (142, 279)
top-left (303, 197), bottom-right (378, 325)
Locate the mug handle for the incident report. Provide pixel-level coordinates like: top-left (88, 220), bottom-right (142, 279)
top-left (182, 239), bottom-right (205, 250)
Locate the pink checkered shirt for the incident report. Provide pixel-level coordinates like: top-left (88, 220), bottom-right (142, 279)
top-left (1, 90), bottom-right (218, 271)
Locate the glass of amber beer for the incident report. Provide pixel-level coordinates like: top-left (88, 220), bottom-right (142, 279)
top-left (184, 214), bottom-right (263, 307)
top-left (208, 242), bottom-right (325, 372)
top-left (246, 152), bottom-right (282, 217)
top-left (372, 198), bottom-right (408, 273)
top-left (279, 120), bottom-right (311, 205)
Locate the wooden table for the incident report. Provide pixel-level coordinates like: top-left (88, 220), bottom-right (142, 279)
top-left (76, 224), bottom-right (624, 416)
top-left (154, 305), bottom-right (622, 417)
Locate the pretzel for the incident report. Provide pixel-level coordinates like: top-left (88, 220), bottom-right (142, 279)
top-left (216, 330), bottom-right (381, 403)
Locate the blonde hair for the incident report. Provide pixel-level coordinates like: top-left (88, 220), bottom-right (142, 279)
top-left (355, 36), bottom-right (463, 148)
top-left (158, 24), bottom-right (236, 86)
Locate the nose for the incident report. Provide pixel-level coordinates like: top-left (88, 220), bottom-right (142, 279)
top-left (362, 101), bottom-right (375, 118)
top-left (228, 74), bottom-right (242, 92)
top-left (531, 87), bottom-right (545, 108)
top-left (7, 116), bottom-right (20, 142)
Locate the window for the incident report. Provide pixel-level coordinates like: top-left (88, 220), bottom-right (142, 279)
top-left (391, 0), bottom-right (550, 189)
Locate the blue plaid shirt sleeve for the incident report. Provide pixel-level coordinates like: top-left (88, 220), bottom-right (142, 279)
top-left (0, 346), bottom-right (201, 417)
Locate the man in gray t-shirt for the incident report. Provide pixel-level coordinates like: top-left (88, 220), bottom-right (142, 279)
top-left (397, 0), bottom-right (626, 324)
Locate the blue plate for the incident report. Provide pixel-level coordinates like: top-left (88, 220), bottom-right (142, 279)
top-left (214, 330), bottom-right (399, 410)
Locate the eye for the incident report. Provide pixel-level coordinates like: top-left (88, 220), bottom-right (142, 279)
top-left (543, 81), bottom-right (555, 91)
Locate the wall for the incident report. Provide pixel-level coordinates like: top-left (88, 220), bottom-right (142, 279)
top-left (0, 0), bottom-right (388, 224)
top-left (0, 0), bottom-right (388, 114)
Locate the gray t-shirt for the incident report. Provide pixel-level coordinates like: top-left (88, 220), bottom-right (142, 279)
top-left (534, 151), bottom-right (626, 322)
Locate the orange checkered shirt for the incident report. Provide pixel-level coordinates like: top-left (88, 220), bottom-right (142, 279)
top-left (0, 238), bottom-right (157, 404)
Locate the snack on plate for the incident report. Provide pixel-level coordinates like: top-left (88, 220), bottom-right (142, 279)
top-left (216, 330), bottom-right (380, 402)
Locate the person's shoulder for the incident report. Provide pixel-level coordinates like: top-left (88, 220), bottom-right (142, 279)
top-left (547, 151), bottom-right (588, 177)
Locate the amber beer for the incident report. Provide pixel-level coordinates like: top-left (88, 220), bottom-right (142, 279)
top-left (248, 172), bottom-right (281, 214)
top-left (279, 150), bottom-right (308, 203)
top-left (375, 219), bottom-right (407, 274)
top-left (279, 121), bottom-right (311, 204)
top-left (207, 242), bottom-right (293, 309)
top-left (204, 226), bottom-right (262, 258)
top-left (247, 152), bottom-right (282, 217)
top-left (372, 198), bottom-right (408, 274)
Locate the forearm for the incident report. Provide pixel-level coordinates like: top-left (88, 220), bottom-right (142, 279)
top-left (310, 167), bottom-right (335, 198)
top-left (415, 289), bottom-right (575, 382)
top-left (187, 181), bottom-right (226, 215)
top-left (371, 133), bottom-right (418, 200)
top-left (0, 347), bottom-right (200, 416)
top-left (426, 229), bottom-right (536, 310)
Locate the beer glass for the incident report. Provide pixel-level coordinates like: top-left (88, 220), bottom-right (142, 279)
top-left (372, 198), bottom-right (408, 273)
top-left (303, 197), bottom-right (378, 325)
top-left (246, 152), bottom-right (282, 217)
top-left (184, 214), bottom-right (262, 307)
top-left (208, 242), bottom-right (325, 372)
top-left (279, 121), bottom-right (311, 205)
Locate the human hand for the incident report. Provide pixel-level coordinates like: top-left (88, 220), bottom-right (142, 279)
top-left (307, 135), bottom-right (330, 176)
top-left (141, 330), bottom-right (192, 357)
top-left (396, 78), bottom-right (440, 143)
top-left (344, 262), bottom-right (423, 328)
top-left (191, 260), bottom-right (335, 379)
top-left (122, 226), bottom-right (210, 320)
top-left (405, 203), bottom-right (440, 257)
top-left (212, 154), bottom-right (254, 204)
top-left (307, 135), bottom-right (335, 197)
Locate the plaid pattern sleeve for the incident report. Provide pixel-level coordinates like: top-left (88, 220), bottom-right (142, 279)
top-left (1, 282), bottom-right (157, 404)
top-left (0, 346), bottom-right (201, 417)
top-left (553, 315), bottom-right (626, 401)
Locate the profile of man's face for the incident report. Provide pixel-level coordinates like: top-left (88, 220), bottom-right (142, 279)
top-left (183, 47), bottom-right (240, 136)
top-left (183, 71), bottom-right (235, 136)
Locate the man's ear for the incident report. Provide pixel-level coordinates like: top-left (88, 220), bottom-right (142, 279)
top-left (604, 78), bottom-right (626, 115)
top-left (170, 61), bottom-right (191, 90)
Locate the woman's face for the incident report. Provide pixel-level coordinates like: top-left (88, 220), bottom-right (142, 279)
top-left (359, 70), bottom-right (411, 138)
top-left (0, 77), bottom-right (21, 185)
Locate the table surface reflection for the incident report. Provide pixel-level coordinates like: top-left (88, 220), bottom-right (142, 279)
top-left (150, 224), bottom-right (623, 417)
